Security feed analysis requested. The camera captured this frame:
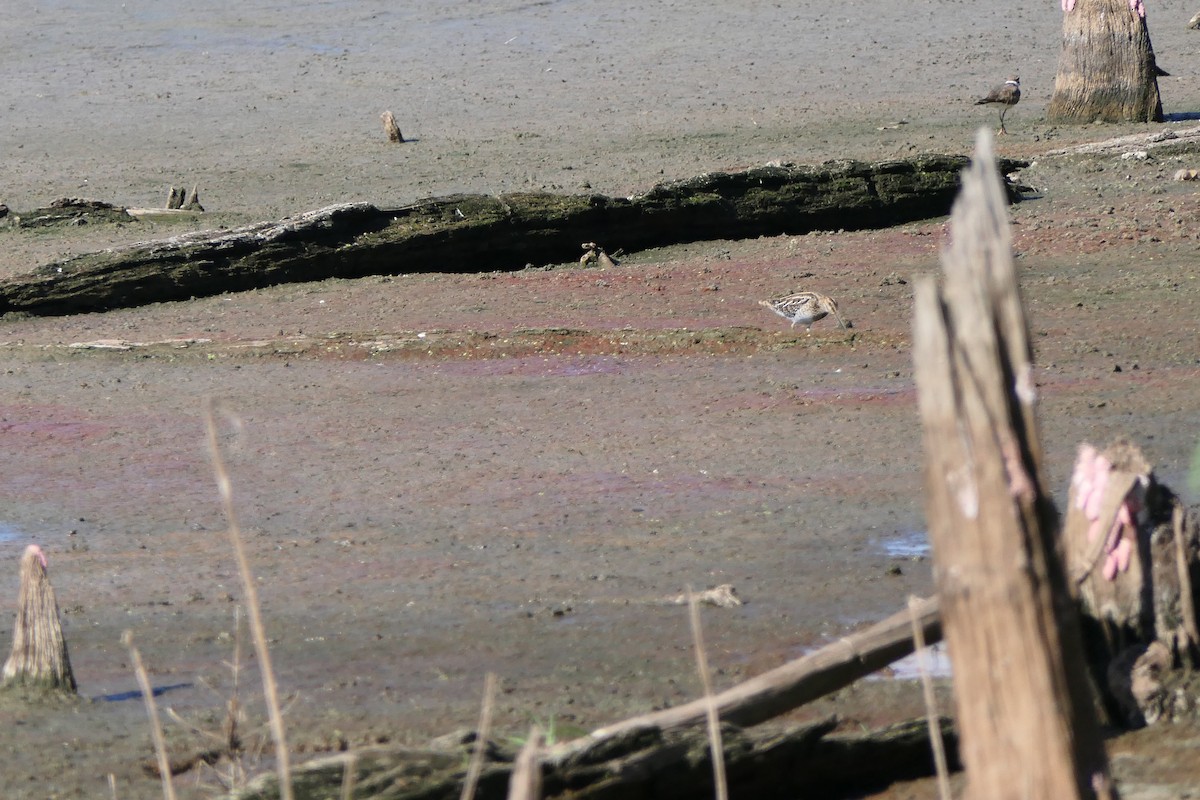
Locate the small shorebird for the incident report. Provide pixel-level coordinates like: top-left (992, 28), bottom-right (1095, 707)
top-left (975, 76), bottom-right (1020, 135)
top-left (759, 291), bottom-right (851, 332)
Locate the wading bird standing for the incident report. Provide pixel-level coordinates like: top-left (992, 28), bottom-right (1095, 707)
top-left (976, 76), bottom-right (1021, 134)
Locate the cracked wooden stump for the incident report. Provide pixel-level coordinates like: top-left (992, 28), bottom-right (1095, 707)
top-left (912, 128), bottom-right (1112, 799)
top-left (2, 544), bottom-right (77, 694)
top-left (1064, 438), bottom-right (1200, 727)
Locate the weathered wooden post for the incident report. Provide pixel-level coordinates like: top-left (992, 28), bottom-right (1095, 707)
top-left (913, 129), bottom-right (1113, 798)
top-left (1064, 438), bottom-right (1200, 726)
top-left (2, 544), bottom-right (77, 693)
top-left (1048, 0), bottom-right (1164, 123)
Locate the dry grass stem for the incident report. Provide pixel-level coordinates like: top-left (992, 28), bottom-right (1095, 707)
top-left (460, 671), bottom-right (498, 800)
top-left (2, 544), bottom-right (77, 692)
top-left (908, 595), bottom-right (952, 800)
top-left (122, 629), bottom-right (177, 800)
top-left (225, 605), bottom-right (245, 756)
top-left (204, 398), bottom-right (294, 800)
top-left (108, 773), bottom-right (118, 800)
top-left (687, 586), bottom-right (728, 800)
top-left (339, 751), bottom-right (359, 800)
top-left (507, 726), bottom-right (544, 800)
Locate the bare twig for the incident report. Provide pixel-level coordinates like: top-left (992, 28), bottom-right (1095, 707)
top-left (687, 586), bottom-right (728, 800)
top-left (460, 672), bottom-right (498, 800)
top-left (204, 398), bottom-right (294, 800)
top-left (339, 751), bottom-right (358, 800)
top-left (122, 630), bottom-right (177, 800)
top-left (908, 595), bottom-right (952, 800)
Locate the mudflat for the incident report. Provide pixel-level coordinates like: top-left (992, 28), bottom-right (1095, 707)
top-left (3, 2), bottom-right (1200, 797)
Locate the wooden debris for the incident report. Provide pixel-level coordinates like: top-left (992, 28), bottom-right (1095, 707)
top-left (380, 110), bottom-right (404, 143)
top-left (15, 198), bottom-right (134, 228)
top-left (229, 591), bottom-right (945, 798)
top-left (1048, 0), bottom-right (1164, 123)
top-left (579, 241), bottom-right (619, 268)
top-left (548, 594), bottom-right (940, 758)
top-left (2, 544), bottom-right (77, 693)
top-left (160, 185), bottom-right (205, 213)
top-left (1064, 437), bottom-right (1200, 726)
top-left (507, 727), bottom-right (543, 800)
top-left (183, 185), bottom-right (204, 211)
top-left (913, 129), bottom-right (1111, 798)
top-left (579, 241), bottom-right (600, 266)
top-left (0, 154), bottom-right (1027, 316)
top-left (233, 716), bottom-right (958, 800)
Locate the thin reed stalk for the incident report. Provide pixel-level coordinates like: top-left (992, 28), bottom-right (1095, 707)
top-left (339, 752), bottom-right (359, 800)
top-left (908, 595), bottom-right (952, 800)
top-left (122, 630), bottom-right (177, 800)
top-left (687, 586), bottom-right (728, 800)
top-left (204, 398), bottom-right (294, 800)
top-left (460, 672), bottom-right (498, 800)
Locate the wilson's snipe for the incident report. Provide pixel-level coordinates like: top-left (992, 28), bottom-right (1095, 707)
top-left (759, 291), bottom-right (851, 332)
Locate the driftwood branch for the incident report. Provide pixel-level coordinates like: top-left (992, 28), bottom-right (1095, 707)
top-left (235, 716), bottom-right (958, 800)
top-left (546, 594), bottom-right (939, 763)
top-left (231, 594), bottom-right (944, 799)
top-left (0, 155), bottom-right (1025, 316)
top-left (913, 128), bottom-right (1111, 799)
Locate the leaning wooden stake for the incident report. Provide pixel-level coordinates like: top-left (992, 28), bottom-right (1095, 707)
top-left (913, 128), bottom-right (1113, 799)
top-left (2, 544), bottom-right (77, 693)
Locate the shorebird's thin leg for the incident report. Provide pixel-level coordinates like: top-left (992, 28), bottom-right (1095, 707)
top-left (998, 107), bottom-right (1009, 135)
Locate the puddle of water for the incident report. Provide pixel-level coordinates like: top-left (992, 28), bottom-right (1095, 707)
top-left (796, 637), bottom-right (953, 682)
top-left (880, 530), bottom-right (930, 559)
top-left (880, 643), bottom-right (953, 681)
top-left (0, 522), bottom-right (25, 545)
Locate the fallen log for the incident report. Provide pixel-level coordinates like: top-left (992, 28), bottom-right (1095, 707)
top-left (233, 717), bottom-right (958, 800)
top-left (545, 594), bottom-right (940, 763)
top-left (229, 595), bottom-right (943, 799)
top-left (0, 155), bottom-right (1026, 317)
